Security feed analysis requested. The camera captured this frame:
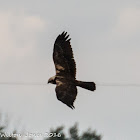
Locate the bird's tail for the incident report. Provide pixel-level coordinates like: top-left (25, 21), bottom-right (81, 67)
top-left (76, 80), bottom-right (96, 91)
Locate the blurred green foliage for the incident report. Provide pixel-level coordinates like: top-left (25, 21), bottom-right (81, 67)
top-left (0, 126), bottom-right (17, 140)
top-left (45, 123), bottom-right (101, 140)
top-left (0, 114), bottom-right (101, 140)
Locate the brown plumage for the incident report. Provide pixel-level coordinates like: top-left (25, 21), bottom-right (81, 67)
top-left (48, 31), bottom-right (96, 109)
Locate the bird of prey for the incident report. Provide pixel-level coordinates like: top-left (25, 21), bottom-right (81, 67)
top-left (48, 32), bottom-right (96, 109)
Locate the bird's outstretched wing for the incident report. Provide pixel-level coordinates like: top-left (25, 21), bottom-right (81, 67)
top-left (55, 78), bottom-right (77, 109)
top-left (53, 32), bottom-right (77, 109)
top-left (53, 31), bottom-right (76, 78)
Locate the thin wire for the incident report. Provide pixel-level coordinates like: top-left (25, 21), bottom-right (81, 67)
top-left (0, 82), bottom-right (47, 86)
top-left (0, 81), bottom-right (140, 87)
top-left (97, 82), bottom-right (140, 87)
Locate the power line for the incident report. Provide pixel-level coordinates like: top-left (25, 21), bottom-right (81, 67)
top-left (0, 81), bottom-right (140, 87)
top-left (0, 82), bottom-right (47, 86)
top-left (97, 82), bottom-right (140, 87)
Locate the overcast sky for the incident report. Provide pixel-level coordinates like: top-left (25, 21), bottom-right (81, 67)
top-left (0, 1), bottom-right (140, 140)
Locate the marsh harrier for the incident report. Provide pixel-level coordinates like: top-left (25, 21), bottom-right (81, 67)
top-left (48, 32), bottom-right (96, 109)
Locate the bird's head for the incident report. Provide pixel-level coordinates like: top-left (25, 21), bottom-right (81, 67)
top-left (48, 76), bottom-right (56, 84)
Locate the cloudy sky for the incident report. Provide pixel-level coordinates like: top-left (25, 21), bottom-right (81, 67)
top-left (0, 0), bottom-right (140, 140)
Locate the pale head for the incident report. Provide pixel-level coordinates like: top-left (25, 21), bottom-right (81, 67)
top-left (48, 76), bottom-right (56, 84)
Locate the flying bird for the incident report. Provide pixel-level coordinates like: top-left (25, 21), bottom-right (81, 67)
top-left (48, 32), bottom-right (96, 109)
